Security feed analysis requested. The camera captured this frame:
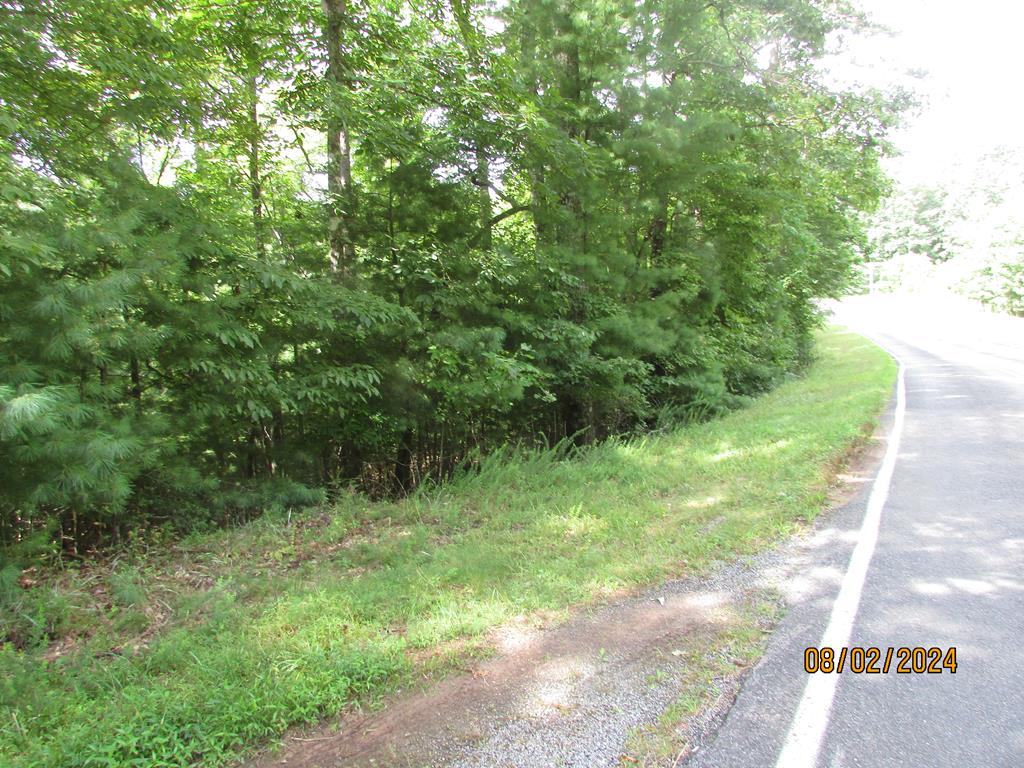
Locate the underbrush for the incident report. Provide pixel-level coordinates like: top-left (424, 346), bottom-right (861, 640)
top-left (0, 328), bottom-right (895, 767)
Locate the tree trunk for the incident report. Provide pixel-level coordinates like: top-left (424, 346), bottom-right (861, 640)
top-left (395, 427), bottom-right (414, 493)
top-left (518, 3), bottom-right (549, 245)
top-left (246, 72), bottom-right (266, 258)
top-left (452, 0), bottom-right (493, 249)
top-left (322, 0), bottom-right (355, 275)
top-left (321, 0), bottom-right (364, 487)
top-left (476, 145), bottom-right (492, 249)
top-left (129, 355), bottom-right (142, 415)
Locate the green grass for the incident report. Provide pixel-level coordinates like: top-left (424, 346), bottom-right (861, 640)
top-left (0, 328), bottom-right (896, 768)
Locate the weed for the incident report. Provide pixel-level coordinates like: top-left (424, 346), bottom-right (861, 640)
top-left (109, 569), bottom-right (146, 608)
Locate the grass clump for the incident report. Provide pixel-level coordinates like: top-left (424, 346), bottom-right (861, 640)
top-left (0, 328), bottom-right (895, 767)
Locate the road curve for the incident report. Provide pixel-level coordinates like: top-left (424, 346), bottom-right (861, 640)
top-left (686, 294), bottom-right (1024, 768)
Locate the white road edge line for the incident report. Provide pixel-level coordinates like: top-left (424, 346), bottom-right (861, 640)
top-left (774, 346), bottom-right (907, 768)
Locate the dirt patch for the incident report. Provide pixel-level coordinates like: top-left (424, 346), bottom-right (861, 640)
top-left (824, 417), bottom-right (890, 510)
top-left (247, 588), bottom-right (737, 768)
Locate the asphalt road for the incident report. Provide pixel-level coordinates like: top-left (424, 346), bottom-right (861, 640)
top-left (686, 295), bottom-right (1024, 768)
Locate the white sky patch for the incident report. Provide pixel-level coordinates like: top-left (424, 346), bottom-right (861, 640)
top-left (644, 70), bottom-right (665, 88)
top-left (755, 44), bottom-right (774, 71)
top-left (828, 0), bottom-right (1024, 186)
top-left (482, 12), bottom-right (506, 36)
top-left (423, 107), bottom-right (446, 128)
top-left (596, 88), bottom-right (618, 110)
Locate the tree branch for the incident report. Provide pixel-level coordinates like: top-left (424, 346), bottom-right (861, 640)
top-left (468, 204), bottom-right (530, 246)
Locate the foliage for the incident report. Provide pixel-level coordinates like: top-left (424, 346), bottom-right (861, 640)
top-left (0, 0), bottom-right (897, 547)
top-left (0, 329), bottom-right (895, 767)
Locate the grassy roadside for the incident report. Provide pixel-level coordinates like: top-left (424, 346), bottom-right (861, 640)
top-left (0, 328), bottom-right (896, 768)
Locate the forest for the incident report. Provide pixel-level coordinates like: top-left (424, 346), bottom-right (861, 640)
top-left (868, 147), bottom-right (1024, 313)
top-left (0, 0), bottom-right (900, 552)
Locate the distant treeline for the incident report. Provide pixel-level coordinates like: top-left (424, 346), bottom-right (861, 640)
top-left (868, 147), bottom-right (1024, 314)
top-left (0, 0), bottom-right (900, 549)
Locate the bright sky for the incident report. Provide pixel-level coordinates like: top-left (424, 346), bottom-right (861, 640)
top-left (832, 0), bottom-right (1024, 186)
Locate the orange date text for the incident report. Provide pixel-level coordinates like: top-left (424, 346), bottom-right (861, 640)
top-left (803, 646), bottom-right (957, 674)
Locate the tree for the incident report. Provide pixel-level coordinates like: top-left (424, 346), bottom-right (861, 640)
top-left (0, 0), bottom-right (901, 548)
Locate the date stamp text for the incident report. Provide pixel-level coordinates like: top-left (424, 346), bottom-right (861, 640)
top-left (803, 646), bottom-right (957, 674)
